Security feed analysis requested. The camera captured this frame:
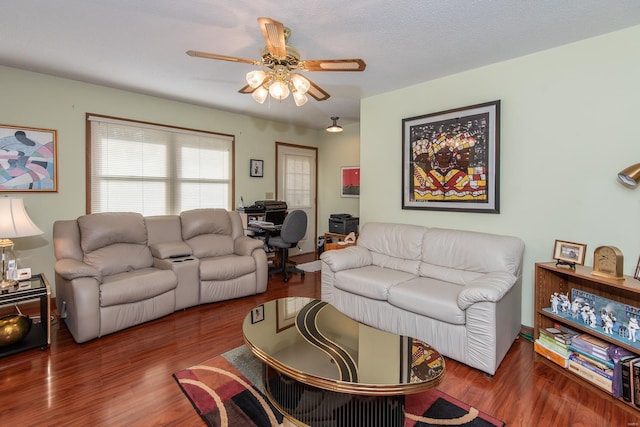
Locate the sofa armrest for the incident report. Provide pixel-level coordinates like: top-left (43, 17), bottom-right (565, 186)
top-left (149, 241), bottom-right (192, 260)
top-left (320, 246), bottom-right (373, 272)
top-left (234, 236), bottom-right (265, 256)
top-left (54, 258), bottom-right (102, 283)
top-left (457, 271), bottom-right (517, 310)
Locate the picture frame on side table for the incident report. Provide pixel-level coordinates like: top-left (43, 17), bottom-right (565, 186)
top-left (0, 124), bottom-right (58, 192)
top-left (634, 256), bottom-right (640, 280)
top-left (402, 100), bottom-right (500, 213)
top-left (553, 240), bottom-right (587, 267)
top-left (250, 159), bottom-right (264, 177)
top-left (341, 166), bottom-right (360, 198)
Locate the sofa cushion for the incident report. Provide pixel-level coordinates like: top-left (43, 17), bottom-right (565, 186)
top-left (334, 266), bottom-right (416, 301)
top-left (99, 268), bottom-right (177, 306)
top-left (180, 209), bottom-right (232, 240)
top-left (84, 243), bottom-right (154, 276)
top-left (388, 277), bottom-right (466, 325)
top-left (187, 234), bottom-right (234, 258)
top-left (78, 212), bottom-right (148, 253)
top-left (358, 223), bottom-right (426, 264)
top-left (421, 228), bottom-right (524, 277)
top-left (199, 254), bottom-right (256, 281)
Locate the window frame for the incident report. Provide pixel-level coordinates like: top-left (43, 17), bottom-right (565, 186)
top-left (86, 113), bottom-right (235, 215)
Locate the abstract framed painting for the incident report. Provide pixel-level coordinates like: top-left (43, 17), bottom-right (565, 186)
top-left (0, 124), bottom-right (58, 192)
top-left (402, 101), bottom-right (500, 213)
top-left (341, 166), bottom-right (360, 198)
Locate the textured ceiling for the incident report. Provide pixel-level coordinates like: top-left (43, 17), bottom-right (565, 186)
top-left (2, 0), bottom-right (640, 129)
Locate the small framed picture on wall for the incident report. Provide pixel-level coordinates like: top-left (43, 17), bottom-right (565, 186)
top-left (250, 159), bottom-right (264, 177)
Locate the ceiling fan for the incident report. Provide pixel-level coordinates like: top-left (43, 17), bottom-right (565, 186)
top-left (186, 17), bottom-right (366, 106)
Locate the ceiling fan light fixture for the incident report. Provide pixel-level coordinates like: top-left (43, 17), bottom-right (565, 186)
top-left (326, 116), bottom-right (343, 133)
top-left (246, 70), bottom-right (267, 88)
top-left (269, 80), bottom-right (289, 100)
top-left (291, 73), bottom-right (310, 94)
top-left (252, 86), bottom-right (269, 104)
top-left (292, 91), bottom-right (308, 106)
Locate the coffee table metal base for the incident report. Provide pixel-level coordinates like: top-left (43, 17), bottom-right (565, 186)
top-left (265, 365), bottom-right (404, 427)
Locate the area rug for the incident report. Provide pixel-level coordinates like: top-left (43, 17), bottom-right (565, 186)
top-left (296, 260), bottom-right (322, 272)
top-left (173, 345), bottom-right (505, 427)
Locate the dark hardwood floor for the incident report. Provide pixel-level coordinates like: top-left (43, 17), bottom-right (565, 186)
top-left (1, 255), bottom-right (638, 426)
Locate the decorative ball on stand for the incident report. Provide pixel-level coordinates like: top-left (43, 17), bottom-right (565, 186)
top-left (0, 314), bottom-right (32, 347)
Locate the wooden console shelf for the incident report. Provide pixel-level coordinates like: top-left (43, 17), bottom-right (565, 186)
top-left (534, 262), bottom-right (640, 414)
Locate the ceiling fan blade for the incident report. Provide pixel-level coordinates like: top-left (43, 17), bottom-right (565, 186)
top-left (302, 59), bottom-right (366, 72)
top-left (305, 78), bottom-right (330, 101)
top-left (186, 50), bottom-right (257, 65)
top-left (238, 84), bottom-right (256, 94)
top-left (257, 17), bottom-right (287, 59)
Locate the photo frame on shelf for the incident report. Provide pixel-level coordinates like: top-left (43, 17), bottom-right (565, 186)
top-left (635, 256), bottom-right (640, 280)
top-left (250, 304), bottom-right (264, 324)
top-left (341, 166), bottom-right (360, 198)
top-left (250, 159), bottom-right (264, 177)
top-left (402, 100), bottom-right (500, 213)
top-left (0, 124), bottom-right (58, 192)
top-left (553, 240), bottom-right (587, 266)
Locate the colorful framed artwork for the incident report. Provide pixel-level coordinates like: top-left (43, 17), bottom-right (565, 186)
top-left (0, 124), bottom-right (58, 192)
top-left (553, 240), bottom-right (587, 266)
top-left (402, 101), bottom-right (500, 213)
top-left (250, 159), bottom-right (264, 177)
top-left (341, 166), bottom-right (360, 198)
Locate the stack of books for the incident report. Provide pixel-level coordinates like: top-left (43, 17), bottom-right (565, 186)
top-left (534, 326), bottom-right (576, 368)
top-left (568, 334), bottom-right (614, 393)
top-left (621, 356), bottom-right (640, 406)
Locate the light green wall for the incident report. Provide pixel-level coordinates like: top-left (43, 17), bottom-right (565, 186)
top-left (0, 66), bottom-right (339, 294)
top-left (318, 122), bottom-right (360, 236)
top-left (361, 25), bottom-right (640, 327)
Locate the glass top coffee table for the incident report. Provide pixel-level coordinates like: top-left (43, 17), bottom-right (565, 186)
top-left (243, 297), bottom-right (445, 427)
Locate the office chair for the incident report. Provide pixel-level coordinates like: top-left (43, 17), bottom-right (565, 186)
top-left (268, 210), bottom-right (307, 282)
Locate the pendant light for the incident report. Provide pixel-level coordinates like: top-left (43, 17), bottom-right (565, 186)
top-left (326, 117), bottom-right (343, 133)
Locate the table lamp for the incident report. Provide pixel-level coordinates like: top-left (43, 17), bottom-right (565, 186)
top-left (0, 198), bottom-right (43, 289)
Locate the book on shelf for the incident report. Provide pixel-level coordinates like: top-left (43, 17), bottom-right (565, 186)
top-left (568, 353), bottom-right (614, 380)
top-left (621, 356), bottom-right (640, 403)
top-left (568, 359), bottom-right (612, 393)
top-left (541, 326), bottom-right (577, 346)
top-left (571, 334), bottom-right (611, 361)
top-left (634, 361), bottom-right (640, 407)
top-left (568, 345), bottom-right (615, 370)
top-left (537, 334), bottom-right (570, 356)
top-left (534, 340), bottom-right (569, 368)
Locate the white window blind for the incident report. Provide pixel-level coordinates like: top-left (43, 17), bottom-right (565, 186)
top-left (283, 154), bottom-right (311, 207)
top-left (88, 115), bottom-right (233, 215)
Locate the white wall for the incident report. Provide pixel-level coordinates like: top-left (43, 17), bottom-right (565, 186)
top-left (360, 25), bottom-right (640, 327)
top-left (0, 66), bottom-right (325, 294)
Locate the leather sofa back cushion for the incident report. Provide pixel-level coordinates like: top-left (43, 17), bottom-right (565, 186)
top-left (187, 234), bottom-right (234, 258)
top-left (421, 228), bottom-right (525, 277)
top-left (358, 222), bottom-right (425, 261)
top-left (78, 212), bottom-right (148, 253)
top-left (84, 243), bottom-right (154, 276)
top-left (180, 208), bottom-right (232, 240)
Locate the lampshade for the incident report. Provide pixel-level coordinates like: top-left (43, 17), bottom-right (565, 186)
top-left (326, 116), bottom-right (343, 133)
top-left (618, 163), bottom-right (640, 187)
top-left (292, 91), bottom-right (308, 106)
top-left (291, 73), bottom-right (310, 94)
top-left (246, 70), bottom-right (267, 89)
top-left (269, 80), bottom-right (290, 100)
top-left (0, 198), bottom-right (43, 241)
top-left (251, 86), bottom-right (269, 104)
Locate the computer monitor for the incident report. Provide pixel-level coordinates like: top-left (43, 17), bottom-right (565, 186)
top-left (265, 209), bottom-right (287, 225)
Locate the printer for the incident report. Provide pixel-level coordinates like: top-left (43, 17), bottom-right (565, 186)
top-left (329, 213), bottom-right (359, 234)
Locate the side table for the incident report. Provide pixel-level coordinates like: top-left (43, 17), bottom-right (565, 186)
top-left (0, 273), bottom-right (51, 357)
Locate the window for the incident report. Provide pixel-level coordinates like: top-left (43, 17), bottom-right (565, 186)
top-left (87, 114), bottom-right (234, 215)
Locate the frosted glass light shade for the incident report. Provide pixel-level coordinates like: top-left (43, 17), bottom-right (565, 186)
top-left (246, 70), bottom-right (266, 88)
top-left (291, 74), bottom-right (310, 94)
top-left (251, 86), bottom-right (269, 104)
top-left (292, 91), bottom-right (308, 106)
top-left (0, 198), bottom-right (43, 240)
top-left (269, 81), bottom-right (290, 100)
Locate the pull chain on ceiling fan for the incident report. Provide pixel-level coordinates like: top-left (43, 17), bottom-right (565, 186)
top-left (187, 17), bottom-right (366, 106)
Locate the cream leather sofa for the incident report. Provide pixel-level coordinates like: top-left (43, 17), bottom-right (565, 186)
top-left (53, 209), bottom-right (267, 343)
top-left (320, 222), bottom-right (525, 375)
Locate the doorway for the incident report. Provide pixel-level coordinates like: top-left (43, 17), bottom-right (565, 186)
top-left (276, 142), bottom-right (317, 255)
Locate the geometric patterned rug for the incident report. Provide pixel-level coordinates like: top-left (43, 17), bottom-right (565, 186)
top-left (173, 346), bottom-right (505, 427)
